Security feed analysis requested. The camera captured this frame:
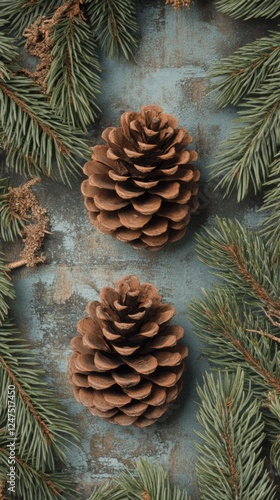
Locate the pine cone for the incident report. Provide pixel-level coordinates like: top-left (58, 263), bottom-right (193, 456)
top-left (81, 105), bottom-right (200, 250)
top-left (68, 275), bottom-right (188, 428)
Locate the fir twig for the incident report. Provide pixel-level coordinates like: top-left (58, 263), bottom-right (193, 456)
top-left (0, 440), bottom-right (73, 500)
top-left (85, 0), bottom-right (139, 61)
top-left (189, 218), bottom-right (280, 472)
top-left (0, 75), bottom-right (90, 184)
top-left (265, 392), bottom-right (280, 473)
top-left (88, 459), bottom-right (191, 499)
top-left (0, 20), bottom-right (18, 81)
top-left (45, 2), bottom-right (101, 131)
top-left (210, 71), bottom-right (280, 201)
top-left (209, 30), bottom-right (280, 108)
top-left (194, 217), bottom-right (279, 313)
top-left (215, 0), bottom-right (280, 20)
top-left (0, 0), bottom-right (64, 38)
top-left (0, 320), bottom-right (79, 472)
top-left (260, 153), bottom-right (280, 263)
top-left (0, 257), bottom-right (14, 325)
top-left (89, 483), bottom-right (126, 500)
top-left (190, 289), bottom-right (280, 396)
top-left (196, 368), bottom-right (276, 499)
top-left (0, 177), bottom-right (25, 241)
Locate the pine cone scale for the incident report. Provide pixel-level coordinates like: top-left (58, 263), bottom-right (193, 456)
top-left (88, 373), bottom-right (115, 390)
top-left (122, 381), bottom-right (153, 399)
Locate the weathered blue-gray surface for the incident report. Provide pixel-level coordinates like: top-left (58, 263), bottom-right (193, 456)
top-left (4, 1), bottom-right (273, 498)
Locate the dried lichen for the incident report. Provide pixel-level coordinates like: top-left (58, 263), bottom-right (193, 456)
top-left (142, 491), bottom-right (151, 500)
top-left (165, 0), bottom-right (191, 9)
top-left (0, 480), bottom-right (6, 500)
top-left (7, 178), bottom-right (50, 268)
top-left (23, 0), bottom-right (84, 91)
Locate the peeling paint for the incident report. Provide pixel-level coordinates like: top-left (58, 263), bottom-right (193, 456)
top-left (53, 265), bottom-right (73, 304)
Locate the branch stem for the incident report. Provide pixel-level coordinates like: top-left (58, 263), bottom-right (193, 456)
top-left (7, 259), bottom-right (27, 270)
top-left (0, 356), bottom-right (54, 443)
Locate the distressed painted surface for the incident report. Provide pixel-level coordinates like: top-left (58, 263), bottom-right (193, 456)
top-left (2, 1), bottom-right (274, 498)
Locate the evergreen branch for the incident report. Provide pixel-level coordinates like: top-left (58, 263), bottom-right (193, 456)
top-left (190, 218), bottom-right (280, 471)
top-left (210, 72), bottom-right (280, 201)
top-left (260, 153), bottom-right (280, 263)
top-left (265, 392), bottom-right (280, 473)
top-left (0, 443), bottom-right (73, 500)
top-left (0, 177), bottom-right (25, 241)
top-left (0, 319), bottom-right (79, 471)
top-left (215, 0), bottom-right (280, 20)
top-left (194, 217), bottom-right (279, 313)
top-left (46, 8), bottom-right (101, 131)
top-left (209, 30), bottom-right (280, 108)
top-left (189, 290), bottom-right (280, 396)
top-left (0, 256), bottom-right (14, 325)
top-left (196, 368), bottom-right (276, 500)
top-left (88, 459), bottom-right (191, 499)
top-left (0, 0), bottom-right (64, 38)
top-left (0, 75), bottom-right (90, 184)
top-left (89, 483), bottom-right (126, 500)
top-left (0, 20), bottom-right (18, 80)
top-left (86, 0), bottom-right (139, 61)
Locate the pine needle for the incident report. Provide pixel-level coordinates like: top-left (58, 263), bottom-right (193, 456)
top-left (0, 75), bottom-right (90, 184)
top-left (209, 29), bottom-right (280, 202)
top-left (209, 30), bottom-right (280, 108)
top-left (215, 0), bottom-right (280, 20)
top-left (46, 5), bottom-right (101, 131)
top-left (194, 217), bottom-right (279, 310)
top-left (0, 256), bottom-right (14, 325)
top-left (189, 217), bottom-right (280, 472)
top-left (0, 20), bottom-right (18, 80)
top-left (85, 0), bottom-right (139, 61)
top-left (196, 368), bottom-right (276, 499)
top-left (0, 0), bottom-right (65, 38)
top-left (0, 437), bottom-right (74, 500)
top-left (0, 319), bottom-right (79, 496)
top-left (260, 153), bottom-right (280, 263)
top-left (0, 177), bottom-right (25, 241)
top-left (210, 71), bottom-right (280, 201)
top-left (88, 459), bottom-right (191, 499)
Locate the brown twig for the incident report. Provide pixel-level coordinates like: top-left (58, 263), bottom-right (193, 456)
top-left (0, 357), bottom-right (54, 444)
top-left (221, 401), bottom-right (240, 498)
top-left (205, 308), bottom-right (280, 394)
top-left (0, 84), bottom-right (69, 154)
top-left (6, 260), bottom-right (28, 270)
top-left (261, 307), bottom-right (280, 328)
top-left (232, 46), bottom-right (280, 78)
top-left (0, 448), bottom-right (61, 494)
top-left (165, 0), bottom-right (191, 9)
top-left (245, 328), bottom-right (280, 344)
top-left (224, 243), bottom-right (280, 310)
